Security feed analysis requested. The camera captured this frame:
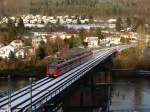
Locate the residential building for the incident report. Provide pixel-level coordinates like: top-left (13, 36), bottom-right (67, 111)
top-left (15, 49), bottom-right (25, 59)
top-left (0, 45), bottom-right (15, 59)
top-left (10, 40), bottom-right (24, 49)
top-left (84, 37), bottom-right (99, 48)
top-left (15, 46), bottom-right (35, 60)
top-left (32, 36), bottom-right (47, 48)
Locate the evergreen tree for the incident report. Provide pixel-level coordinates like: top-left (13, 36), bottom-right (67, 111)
top-left (96, 28), bottom-right (104, 45)
top-left (116, 17), bottom-right (122, 31)
top-left (96, 28), bottom-right (104, 40)
top-left (112, 6), bottom-right (117, 15)
top-left (17, 17), bottom-right (25, 35)
top-left (9, 51), bottom-right (15, 59)
top-left (65, 35), bottom-right (77, 48)
top-left (77, 18), bottom-right (81, 24)
top-left (36, 46), bottom-right (46, 60)
top-left (132, 17), bottom-right (138, 32)
top-left (89, 15), bottom-right (93, 23)
top-left (7, 19), bottom-right (17, 42)
top-left (132, 17), bottom-right (145, 32)
top-left (126, 17), bottom-right (131, 27)
top-left (79, 28), bottom-right (86, 42)
top-left (57, 18), bottom-right (60, 25)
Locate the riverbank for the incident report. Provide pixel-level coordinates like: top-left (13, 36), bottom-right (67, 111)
top-left (0, 66), bottom-right (45, 78)
top-left (112, 69), bottom-right (150, 77)
top-left (113, 46), bottom-right (150, 70)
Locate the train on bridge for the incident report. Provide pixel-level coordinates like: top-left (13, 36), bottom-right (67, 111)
top-left (46, 50), bottom-right (93, 77)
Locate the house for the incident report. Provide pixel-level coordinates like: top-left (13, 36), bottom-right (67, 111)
top-left (32, 36), bottom-right (47, 48)
top-left (107, 19), bottom-right (116, 23)
top-left (66, 19), bottom-right (72, 24)
top-left (24, 46), bottom-right (35, 60)
top-left (59, 32), bottom-right (73, 40)
top-left (84, 37), bottom-right (99, 48)
top-left (0, 45), bottom-right (15, 59)
top-left (15, 46), bottom-right (35, 59)
top-left (49, 19), bottom-right (57, 24)
top-left (15, 49), bottom-right (25, 59)
top-left (49, 32), bottom-right (76, 40)
top-left (9, 40), bottom-right (24, 49)
top-left (33, 32), bottom-right (49, 36)
top-left (105, 36), bottom-right (121, 46)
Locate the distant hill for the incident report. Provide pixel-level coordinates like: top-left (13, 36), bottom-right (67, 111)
top-left (0, 0), bottom-right (150, 18)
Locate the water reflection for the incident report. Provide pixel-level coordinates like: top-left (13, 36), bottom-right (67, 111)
top-left (110, 77), bottom-right (150, 111)
top-left (1, 71), bottom-right (150, 112)
top-left (0, 77), bottom-right (38, 97)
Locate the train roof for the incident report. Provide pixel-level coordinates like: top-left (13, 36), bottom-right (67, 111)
top-left (48, 50), bottom-right (92, 67)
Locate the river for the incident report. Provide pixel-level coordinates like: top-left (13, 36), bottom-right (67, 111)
top-left (0, 71), bottom-right (150, 112)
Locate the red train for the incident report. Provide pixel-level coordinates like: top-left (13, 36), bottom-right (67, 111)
top-left (46, 50), bottom-right (93, 77)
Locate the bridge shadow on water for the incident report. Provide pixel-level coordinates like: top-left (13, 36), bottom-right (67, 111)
top-left (42, 57), bottom-right (114, 112)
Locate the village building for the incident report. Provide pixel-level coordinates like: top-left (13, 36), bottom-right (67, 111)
top-left (9, 40), bottom-right (24, 49)
top-left (0, 45), bottom-right (15, 59)
top-left (15, 46), bottom-right (35, 60)
top-left (15, 49), bottom-right (25, 59)
top-left (84, 37), bottom-right (99, 48)
top-left (32, 36), bottom-right (47, 48)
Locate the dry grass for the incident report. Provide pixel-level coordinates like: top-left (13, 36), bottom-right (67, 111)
top-left (113, 46), bottom-right (150, 70)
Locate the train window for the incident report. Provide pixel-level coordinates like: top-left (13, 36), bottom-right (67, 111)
top-left (48, 65), bottom-right (55, 72)
top-left (57, 60), bottom-right (64, 64)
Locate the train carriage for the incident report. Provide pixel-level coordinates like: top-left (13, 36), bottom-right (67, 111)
top-left (46, 50), bottom-right (93, 77)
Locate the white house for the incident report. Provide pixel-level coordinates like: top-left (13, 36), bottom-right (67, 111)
top-left (66, 19), bottom-right (72, 24)
top-left (107, 19), bottom-right (116, 23)
top-left (105, 36), bottom-right (121, 46)
top-left (9, 40), bottom-right (24, 49)
top-left (84, 37), bottom-right (99, 48)
top-left (15, 49), bottom-right (25, 59)
top-left (32, 36), bottom-right (47, 48)
top-left (0, 45), bottom-right (15, 59)
top-left (49, 19), bottom-right (57, 24)
top-left (59, 33), bottom-right (72, 40)
top-left (15, 46), bottom-right (35, 59)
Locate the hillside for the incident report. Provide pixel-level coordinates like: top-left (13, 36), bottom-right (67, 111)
top-left (0, 0), bottom-right (150, 18)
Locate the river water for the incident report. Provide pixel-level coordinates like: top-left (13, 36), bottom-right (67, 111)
top-left (110, 77), bottom-right (150, 112)
top-left (0, 72), bottom-right (150, 112)
top-left (0, 77), bottom-right (40, 97)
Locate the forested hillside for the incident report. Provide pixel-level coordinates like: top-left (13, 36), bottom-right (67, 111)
top-left (0, 0), bottom-right (150, 18)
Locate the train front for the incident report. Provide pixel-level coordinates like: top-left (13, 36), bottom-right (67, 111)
top-left (46, 64), bottom-right (58, 77)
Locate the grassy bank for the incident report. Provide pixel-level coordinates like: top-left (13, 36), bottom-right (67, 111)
top-left (113, 46), bottom-right (150, 70)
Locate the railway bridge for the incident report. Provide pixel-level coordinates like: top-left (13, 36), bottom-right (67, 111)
top-left (0, 45), bottom-right (134, 112)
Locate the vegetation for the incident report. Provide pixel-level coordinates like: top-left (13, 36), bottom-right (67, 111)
top-left (116, 17), bottom-right (123, 31)
top-left (7, 19), bottom-right (17, 42)
top-left (0, 17), bottom-right (26, 44)
top-left (79, 28), bottom-right (86, 42)
top-left (17, 17), bottom-right (25, 35)
top-left (120, 37), bottom-right (130, 43)
top-left (64, 35), bottom-right (78, 48)
top-left (113, 39), bottom-right (149, 70)
top-left (126, 17), bottom-right (131, 28)
top-left (1, 0), bottom-right (150, 19)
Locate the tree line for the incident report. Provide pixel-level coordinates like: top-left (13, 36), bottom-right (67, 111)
top-left (1, 0), bottom-right (150, 19)
top-left (116, 16), bottom-right (145, 32)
